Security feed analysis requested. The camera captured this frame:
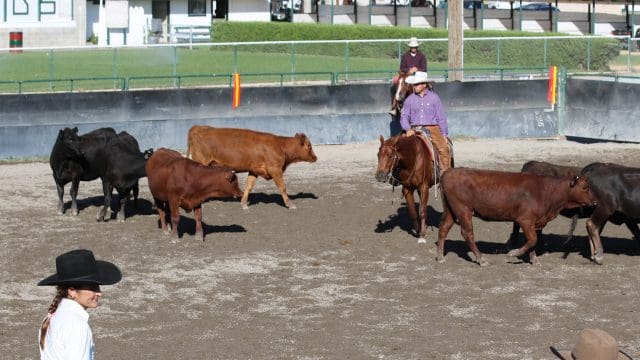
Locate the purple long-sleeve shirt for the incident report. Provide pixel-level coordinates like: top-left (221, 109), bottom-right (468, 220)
top-left (399, 90), bottom-right (448, 136)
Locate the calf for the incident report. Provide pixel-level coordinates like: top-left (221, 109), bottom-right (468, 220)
top-left (145, 148), bottom-right (242, 241)
top-left (187, 126), bottom-right (317, 209)
top-left (50, 127), bottom-right (116, 216)
top-left (508, 160), bottom-right (585, 248)
top-left (437, 168), bottom-right (596, 266)
top-left (581, 162), bottom-right (640, 264)
top-left (49, 127), bottom-right (151, 221)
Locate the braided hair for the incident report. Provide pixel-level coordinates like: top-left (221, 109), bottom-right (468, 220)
top-left (39, 286), bottom-right (69, 350)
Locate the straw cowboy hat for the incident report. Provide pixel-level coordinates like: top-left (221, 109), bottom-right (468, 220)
top-left (405, 71), bottom-right (429, 84)
top-left (550, 329), bottom-right (633, 360)
top-left (38, 249), bottom-right (122, 286)
top-left (406, 37), bottom-right (421, 47)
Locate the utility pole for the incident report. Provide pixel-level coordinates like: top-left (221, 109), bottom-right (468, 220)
top-left (448, 0), bottom-right (463, 81)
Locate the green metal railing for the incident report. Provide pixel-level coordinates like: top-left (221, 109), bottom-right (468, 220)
top-left (0, 67), bottom-right (560, 94)
top-left (8, 77), bottom-right (127, 94)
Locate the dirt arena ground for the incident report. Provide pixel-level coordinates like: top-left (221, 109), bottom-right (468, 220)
top-left (2, 137), bottom-right (640, 359)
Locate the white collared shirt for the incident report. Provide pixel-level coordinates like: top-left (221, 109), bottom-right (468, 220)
top-left (39, 298), bottom-right (95, 360)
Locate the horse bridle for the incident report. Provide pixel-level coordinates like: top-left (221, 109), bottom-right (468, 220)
top-left (382, 136), bottom-right (424, 186)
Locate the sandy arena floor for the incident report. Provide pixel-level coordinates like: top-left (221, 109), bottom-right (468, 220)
top-left (1, 137), bottom-right (640, 359)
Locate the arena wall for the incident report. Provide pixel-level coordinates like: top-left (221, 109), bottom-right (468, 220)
top-left (0, 80), bottom-right (560, 159)
top-left (564, 79), bottom-right (640, 143)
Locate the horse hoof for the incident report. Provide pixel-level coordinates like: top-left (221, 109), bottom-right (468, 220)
top-left (288, 203), bottom-right (297, 210)
top-left (593, 255), bottom-right (604, 265)
top-left (478, 258), bottom-right (490, 267)
top-left (72, 210), bottom-right (79, 216)
top-left (417, 238), bottom-right (427, 244)
top-left (436, 256), bottom-right (445, 263)
top-left (507, 249), bottom-right (522, 257)
top-left (241, 203), bottom-right (249, 210)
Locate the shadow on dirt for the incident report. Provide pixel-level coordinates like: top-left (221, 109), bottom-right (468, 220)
top-left (442, 232), bottom-right (640, 265)
top-left (65, 196), bottom-right (155, 219)
top-left (247, 192), bottom-right (318, 208)
top-left (375, 205), bottom-right (442, 235)
top-left (153, 216), bottom-right (246, 239)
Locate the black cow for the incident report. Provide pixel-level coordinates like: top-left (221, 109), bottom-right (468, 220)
top-left (49, 127), bottom-right (152, 221)
top-left (581, 162), bottom-right (640, 264)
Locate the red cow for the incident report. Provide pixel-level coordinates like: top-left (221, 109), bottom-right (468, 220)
top-left (437, 168), bottom-right (596, 266)
top-left (187, 126), bottom-right (317, 209)
top-left (145, 148), bottom-right (242, 241)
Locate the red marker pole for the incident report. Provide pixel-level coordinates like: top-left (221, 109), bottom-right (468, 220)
top-left (547, 66), bottom-right (557, 111)
top-left (232, 73), bottom-right (241, 109)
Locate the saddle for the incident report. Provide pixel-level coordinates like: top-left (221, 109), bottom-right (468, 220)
top-left (411, 127), bottom-right (450, 185)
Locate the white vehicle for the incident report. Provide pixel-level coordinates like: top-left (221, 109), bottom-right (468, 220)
top-left (486, 1), bottom-right (513, 9)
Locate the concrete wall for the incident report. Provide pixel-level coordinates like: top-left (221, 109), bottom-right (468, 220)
top-left (565, 78), bottom-right (640, 142)
top-left (0, 80), bottom-right (556, 159)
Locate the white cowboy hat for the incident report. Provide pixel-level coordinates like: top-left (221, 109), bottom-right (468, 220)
top-left (406, 37), bottom-right (421, 48)
top-left (550, 329), bottom-right (632, 360)
top-left (405, 71), bottom-right (429, 84)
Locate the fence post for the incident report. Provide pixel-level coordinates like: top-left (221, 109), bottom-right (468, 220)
top-left (543, 37), bottom-right (547, 68)
top-left (113, 48), bottom-right (118, 90)
top-left (345, 41), bottom-right (350, 82)
top-left (48, 49), bottom-right (54, 92)
top-left (173, 46), bottom-right (178, 87)
top-left (557, 66), bottom-right (567, 136)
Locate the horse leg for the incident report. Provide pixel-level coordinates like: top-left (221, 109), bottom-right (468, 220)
top-left (417, 185), bottom-right (430, 244)
top-left (402, 187), bottom-right (420, 241)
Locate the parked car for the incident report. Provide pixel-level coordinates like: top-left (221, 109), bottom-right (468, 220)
top-left (519, 3), bottom-right (559, 11)
top-left (612, 25), bottom-right (640, 50)
top-left (486, 1), bottom-right (511, 9)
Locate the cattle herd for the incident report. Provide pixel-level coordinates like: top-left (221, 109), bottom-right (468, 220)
top-left (51, 127), bottom-right (640, 266)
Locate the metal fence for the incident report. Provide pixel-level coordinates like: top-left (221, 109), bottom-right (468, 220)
top-left (0, 36), bottom-right (636, 94)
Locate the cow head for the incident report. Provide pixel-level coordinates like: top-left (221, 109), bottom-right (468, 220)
top-left (56, 127), bottom-right (83, 158)
top-left (225, 171), bottom-right (243, 199)
top-left (566, 175), bottom-right (598, 208)
top-left (294, 133), bottom-right (318, 163)
top-left (143, 148), bottom-right (154, 160)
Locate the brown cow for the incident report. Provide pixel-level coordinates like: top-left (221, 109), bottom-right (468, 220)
top-left (145, 148), bottom-right (242, 241)
top-left (437, 168), bottom-right (596, 266)
top-left (187, 126), bottom-right (317, 209)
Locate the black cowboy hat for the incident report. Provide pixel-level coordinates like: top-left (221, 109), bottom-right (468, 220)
top-left (37, 249), bottom-right (122, 286)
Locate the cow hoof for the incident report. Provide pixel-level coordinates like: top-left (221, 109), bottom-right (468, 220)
top-left (436, 255), bottom-right (445, 263)
top-left (117, 216), bottom-right (125, 223)
top-left (288, 204), bottom-right (297, 210)
top-left (417, 238), bottom-right (427, 244)
top-left (162, 230), bottom-right (171, 236)
top-left (241, 203), bottom-right (249, 210)
top-left (477, 258), bottom-right (490, 267)
top-left (72, 209), bottom-right (79, 216)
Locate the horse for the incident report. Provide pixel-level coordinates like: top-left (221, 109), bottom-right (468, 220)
top-left (390, 73), bottom-right (434, 116)
top-left (375, 134), bottom-right (435, 243)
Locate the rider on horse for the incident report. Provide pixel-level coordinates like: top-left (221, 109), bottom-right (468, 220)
top-left (400, 71), bottom-right (451, 177)
top-left (389, 37), bottom-right (427, 116)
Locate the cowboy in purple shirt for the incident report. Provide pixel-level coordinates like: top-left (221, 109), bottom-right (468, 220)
top-left (400, 71), bottom-right (451, 172)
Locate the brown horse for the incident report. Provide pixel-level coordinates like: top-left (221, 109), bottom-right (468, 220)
top-left (375, 134), bottom-right (435, 243)
top-left (391, 73), bottom-right (434, 115)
